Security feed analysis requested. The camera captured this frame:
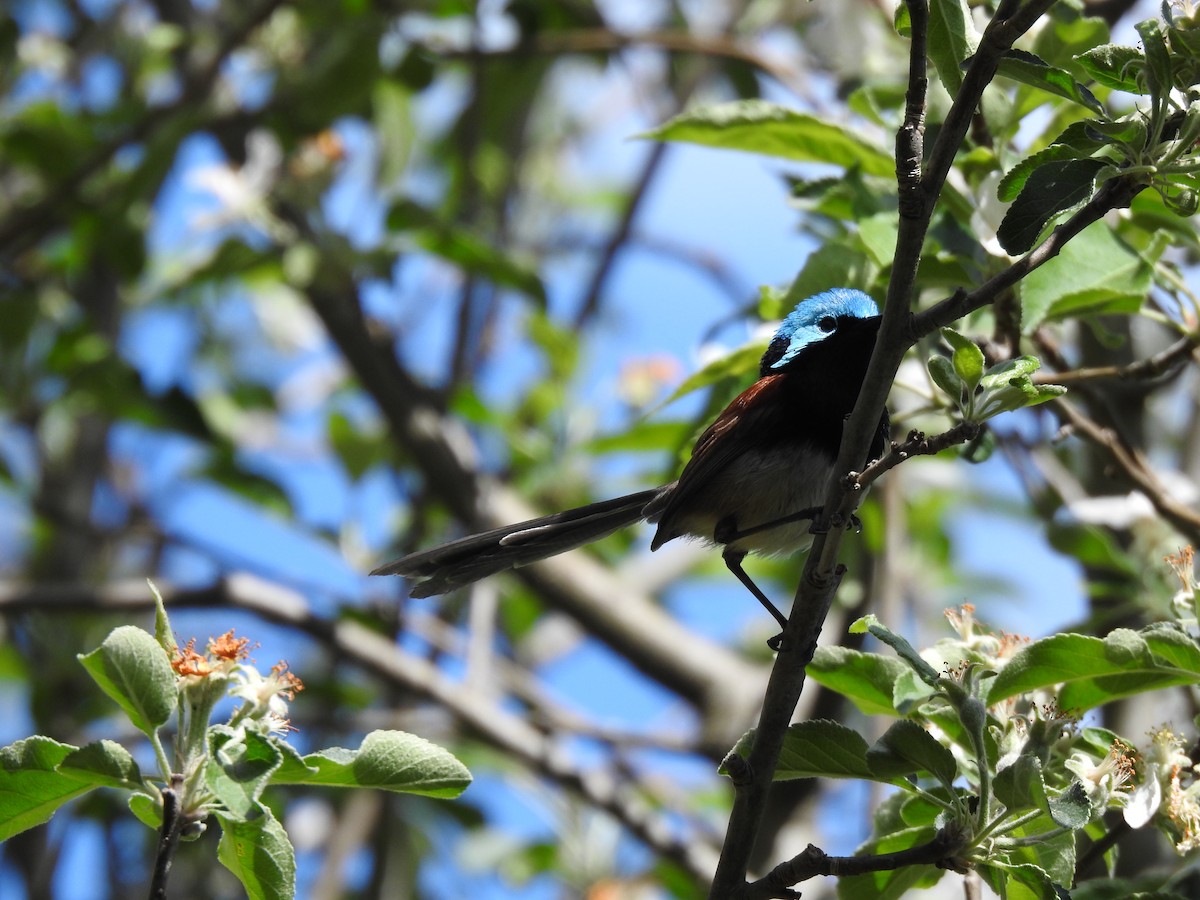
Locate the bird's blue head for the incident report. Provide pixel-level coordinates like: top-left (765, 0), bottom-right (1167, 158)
top-left (761, 288), bottom-right (880, 373)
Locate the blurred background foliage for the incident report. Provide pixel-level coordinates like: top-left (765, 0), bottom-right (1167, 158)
top-left (2, 0), bottom-right (1200, 897)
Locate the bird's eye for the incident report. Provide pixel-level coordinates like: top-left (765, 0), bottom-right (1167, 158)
top-left (817, 316), bottom-right (837, 333)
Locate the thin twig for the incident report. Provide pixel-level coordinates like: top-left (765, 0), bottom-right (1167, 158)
top-left (431, 28), bottom-right (803, 97)
top-left (1034, 332), bottom-right (1199, 385)
top-left (849, 423), bottom-right (983, 493)
top-left (575, 140), bottom-right (671, 327)
top-left (742, 828), bottom-right (969, 900)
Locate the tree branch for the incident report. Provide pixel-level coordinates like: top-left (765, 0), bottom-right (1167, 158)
top-left (1050, 397), bottom-right (1200, 543)
top-left (148, 774), bottom-right (184, 900)
top-left (708, 2), bottom-right (1072, 894)
top-left (1034, 332), bottom-right (1199, 385)
top-left (430, 28), bottom-right (804, 98)
top-left (742, 828), bottom-right (969, 900)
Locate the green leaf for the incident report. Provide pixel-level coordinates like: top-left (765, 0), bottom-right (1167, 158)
top-left (78, 626), bottom-right (177, 737)
top-left (387, 200), bottom-right (546, 303)
top-left (851, 615), bottom-right (942, 685)
top-left (942, 329), bottom-right (985, 394)
top-left (994, 754), bottom-right (1051, 815)
top-left (1004, 820), bottom-right (1077, 889)
top-left (128, 791), bottom-right (162, 830)
top-left (997, 862), bottom-right (1062, 900)
top-left (974, 381), bottom-right (1065, 419)
top-left (786, 241), bottom-right (874, 303)
top-left (150, 580), bottom-right (175, 656)
top-left (206, 729), bottom-right (283, 820)
top-left (271, 730), bottom-right (471, 798)
top-left (642, 100), bottom-right (894, 176)
top-left (0, 737), bottom-right (95, 841)
top-left (659, 344), bottom-right (763, 408)
top-left (58, 740), bottom-right (143, 791)
top-left (374, 79), bottom-right (414, 185)
top-left (998, 143), bottom-right (1089, 203)
top-left (1032, 13), bottom-right (1111, 69)
top-left (927, 356), bottom-right (964, 405)
top-left (217, 804), bottom-right (296, 900)
top-left (867, 720), bottom-right (958, 786)
top-left (928, 0), bottom-right (979, 95)
top-left (1048, 780), bottom-right (1091, 829)
top-left (1086, 115), bottom-right (1150, 148)
top-left (328, 411), bottom-right (382, 480)
top-left (585, 421), bottom-right (692, 455)
top-left (989, 629), bottom-right (1200, 710)
top-left (973, 356), bottom-right (1066, 419)
top-left (1075, 44), bottom-right (1145, 93)
top-left (892, 669), bottom-right (938, 712)
top-left (1018, 222), bottom-right (1152, 330)
top-left (978, 356), bottom-right (1041, 390)
top-left (994, 759), bottom-right (1088, 831)
top-left (995, 50), bottom-right (1103, 113)
top-left (1136, 20), bottom-right (1172, 104)
top-left (997, 158), bottom-right (1107, 254)
top-left (858, 212), bottom-right (899, 268)
top-left (1142, 624), bottom-right (1200, 671)
top-left (772, 720), bottom-right (874, 780)
top-left (808, 646), bottom-right (908, 716)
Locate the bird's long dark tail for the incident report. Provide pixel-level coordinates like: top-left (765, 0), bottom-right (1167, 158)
top-left (371, 489), bottom-right (661, 598)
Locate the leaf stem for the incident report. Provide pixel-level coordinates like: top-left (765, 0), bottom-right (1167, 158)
top-left (978, 806), bottom-right (1046, 840)
top-left (149, 730), bottom-right (173, 784)
top-left (994, 825), bottom-right (1071, 847)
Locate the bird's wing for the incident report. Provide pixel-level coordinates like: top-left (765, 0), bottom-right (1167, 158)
top-left (649, 373), bottom-right (792, 549)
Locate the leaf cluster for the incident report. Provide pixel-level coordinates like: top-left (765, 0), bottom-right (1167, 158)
top-left (0, 589), bottom-right (471, 899)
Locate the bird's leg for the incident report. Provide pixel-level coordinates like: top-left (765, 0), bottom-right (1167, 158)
top-left (721, 546), bottom-right (789, 652)
top-left (716, 507), bottom-right (862, 543)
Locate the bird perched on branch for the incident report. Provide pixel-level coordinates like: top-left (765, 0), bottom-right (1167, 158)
top-left (373, 288), bottom-right (889, 646)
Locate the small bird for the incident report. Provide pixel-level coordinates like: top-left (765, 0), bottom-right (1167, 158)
top-left (373, 288), bottom-right (889, 644)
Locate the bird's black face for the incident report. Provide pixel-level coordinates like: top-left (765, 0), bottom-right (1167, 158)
top-left (760, 313), bottom-right (867, 373)
top-left (758, 288), bottom-right (881, 376)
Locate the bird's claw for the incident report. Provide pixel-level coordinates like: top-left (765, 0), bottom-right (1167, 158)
top-left (806, 512), bottom-right (863, 535)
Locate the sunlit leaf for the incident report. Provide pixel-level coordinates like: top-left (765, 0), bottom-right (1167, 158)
top-left (643, 100), bottom-right (894, 176)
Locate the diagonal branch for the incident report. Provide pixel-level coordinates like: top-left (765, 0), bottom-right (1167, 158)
top-left (1049, 397), bottom-right (1200, 543)
top-left (1034, 332), bottom-right (1200, 385)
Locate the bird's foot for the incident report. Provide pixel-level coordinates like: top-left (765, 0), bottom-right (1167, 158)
top-left (806, 512), bottom-right (863, 535)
